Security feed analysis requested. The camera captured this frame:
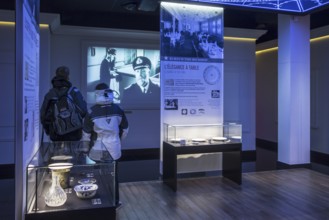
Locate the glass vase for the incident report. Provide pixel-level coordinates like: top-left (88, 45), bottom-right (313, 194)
top-left (45, 174), bottom-right (67, 207)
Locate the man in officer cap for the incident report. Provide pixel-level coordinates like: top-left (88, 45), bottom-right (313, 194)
top-left (121, 56), bottom-right (160, 108)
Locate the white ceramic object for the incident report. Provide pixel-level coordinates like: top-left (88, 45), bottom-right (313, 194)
top-left (48, 162), bottom-right (73, 170)
top-left (51, 155), bottom-right (73, 161)
top-left (74, 184), bottom-right (98, 199)
top-left (78, 178), bottom-right (97, 185)
top-left (48, 163), bottom-right (73, 189)
top-left (192, 138), bottom-right (206, 142)
top-left (212, 137), bottom-right (228, 141)
top-left (45, 175), bottom-right (67, 207)
top-left (170, 138), bottom-right (181, 143)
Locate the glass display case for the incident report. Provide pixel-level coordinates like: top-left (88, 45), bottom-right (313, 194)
top-left (163, 122), bottom-right (242, 145)
top-left (25, 141), bottom-right (116, 220)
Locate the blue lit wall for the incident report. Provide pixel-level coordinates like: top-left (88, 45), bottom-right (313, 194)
top-left (189, 0), bottom-right (329, 13)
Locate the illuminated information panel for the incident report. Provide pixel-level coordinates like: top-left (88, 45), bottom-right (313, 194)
top-left (189, 0), bottom-right (329, 13)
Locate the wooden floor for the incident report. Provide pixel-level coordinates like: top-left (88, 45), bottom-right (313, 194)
top-left (117, 169), bottom-right (329, 220)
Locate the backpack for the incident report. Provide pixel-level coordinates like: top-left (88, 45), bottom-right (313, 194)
top-left (48, 87), bottom-right (83, 136)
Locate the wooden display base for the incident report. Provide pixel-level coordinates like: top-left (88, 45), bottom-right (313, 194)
top-left (163, 141), bottom-right (242, 192)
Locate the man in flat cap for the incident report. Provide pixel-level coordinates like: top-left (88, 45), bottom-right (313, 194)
top-left (40, 65), bottom-right (88, 141)
top-left (121, 56), bottom-right (160, 108)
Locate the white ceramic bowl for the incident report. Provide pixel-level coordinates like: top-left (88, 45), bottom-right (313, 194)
top-left (231, 136), bottom-right (242, 140)
top-left (48, 162), bottom-right (73, 170)
top-left (212, 137), bottom-right (228, 141)
top-left (51, 155), bottom-right (73, 161)
top-left (78, 178), bottom-right (97, 185)
top-left (74, 184), bottom-right (98, 199)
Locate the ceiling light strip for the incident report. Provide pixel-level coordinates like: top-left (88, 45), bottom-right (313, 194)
top-left (256, 47), bottom-right (278, 55)
top-left (0, 21), bottom-right (15, 26)
top-left (256, 34), bottom-right (329, 54)
top-left (224, 36), bottom-right (256, 42)
top-left (2, 20), bottom-right (328, 50)
top-left (0, 21), bottom-right (48, 28)
top-left (1, 21), bottom-right (255, 41)
top-left (310, 35), bottom-right (329, 43)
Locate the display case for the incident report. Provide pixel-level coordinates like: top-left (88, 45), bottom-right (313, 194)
top-left (162, 123), bottom-right (242, 191)
top-left (163, 122), bottom-right (242, 145)
top-left (25, 141), bottom-right (116, 220)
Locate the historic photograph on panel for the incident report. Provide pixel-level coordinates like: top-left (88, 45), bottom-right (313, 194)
top-left (86, 47), bottom-right (160, 109)
top-left (160, 2), bottom-right (223, 60)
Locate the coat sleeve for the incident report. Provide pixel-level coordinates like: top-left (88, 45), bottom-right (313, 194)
top-left (40, 92), bottom-right (53, 134)
top-left (40, 95), bottom-right (49, 125)
top-left (71, 87), bottom-right (88, 117)
top-left (119, 109), bottom-right (129, 139)
top-left (82, 111), bottom-right (98, 147)
top-left (83, 112), bottom-right (94, 135)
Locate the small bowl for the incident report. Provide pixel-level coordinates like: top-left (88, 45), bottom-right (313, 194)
top-left (212, 137), bottom-right (228, 142)
top-left (74, 184), bottom-right (98, 199)
top-left (51, 155), bottom-right (73, 161)
top-left (78, 178), bottom-right (97, 185)
top-left (48, 162), bottom-right (73, 170)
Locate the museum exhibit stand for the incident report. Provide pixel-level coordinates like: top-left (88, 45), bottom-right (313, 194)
top-left (162, 123), bottom-right (242, 192)
top-left (25, 141), bottom-right (117, 220)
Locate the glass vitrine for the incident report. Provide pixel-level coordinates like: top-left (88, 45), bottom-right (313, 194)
top-left (163, 122), bottom-right (242, 145)
top-left (25, 141), bottom-right (116, 220)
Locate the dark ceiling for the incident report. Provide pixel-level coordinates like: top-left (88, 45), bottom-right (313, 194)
top-left (2, 0), bottom-right (329, 43)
